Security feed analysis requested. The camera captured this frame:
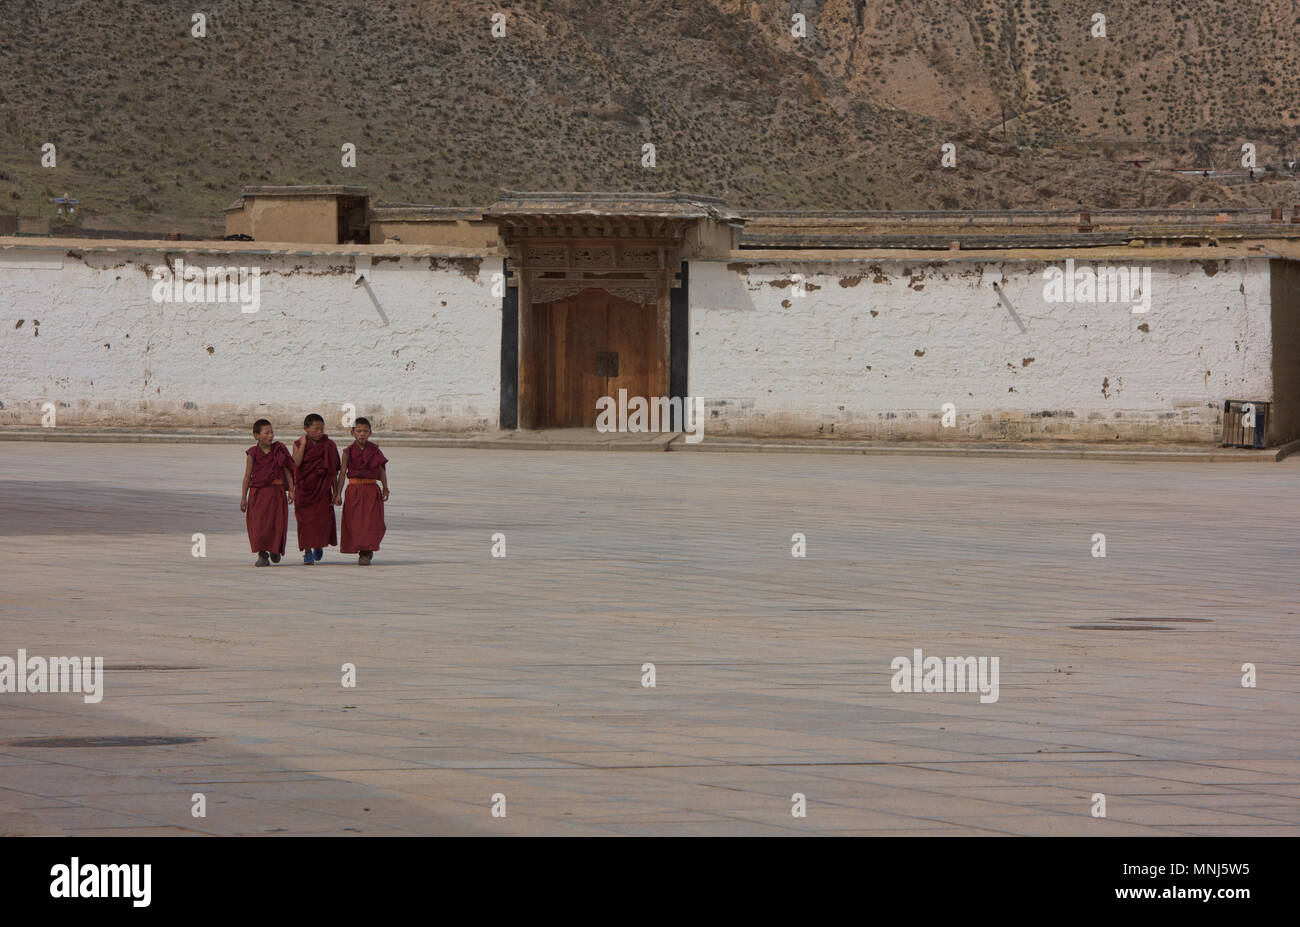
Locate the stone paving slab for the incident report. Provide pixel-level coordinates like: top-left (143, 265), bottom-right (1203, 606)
top-left (0, 443), bottom-right (1297, 836)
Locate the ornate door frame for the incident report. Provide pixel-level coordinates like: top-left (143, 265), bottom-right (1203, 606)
top-left (498, 219), bottom-right (685, 429)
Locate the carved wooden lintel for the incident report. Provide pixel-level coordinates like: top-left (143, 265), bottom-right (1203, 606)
top-left (506, 237), bottom-right (681, 304)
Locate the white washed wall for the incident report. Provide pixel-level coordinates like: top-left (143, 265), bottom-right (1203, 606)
top-left (0, 250), bottom-right (503, 431)
top-left (689, 258), bottom-right (1273, 441)
top-left (0, 247), bottom-right (1277, 441)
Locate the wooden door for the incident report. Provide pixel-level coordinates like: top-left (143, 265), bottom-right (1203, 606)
top-left (531, 289), bottom-right (663, 427)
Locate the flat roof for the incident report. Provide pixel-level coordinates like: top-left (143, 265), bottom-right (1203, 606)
top-left (3, 236), bottom-right (1290, 263)
top-left (238, 185), bottom-right (371, 197)
top-left (726, 242), bottom-right (1285, 263)
top-left (371, 205), bottom-right (486, 221)
top-left (0, 237), bottom-right (487, 259)
top-left (740, 208), bottom-right (1300, 249)
top-left (739, 228), bottom-right (1300, 250)
top-left (746, 207), bottom-right (1292, 222)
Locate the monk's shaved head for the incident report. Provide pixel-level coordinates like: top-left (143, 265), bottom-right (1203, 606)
top-left (304, 413), bottom-right (325, 428)
top-left (252, 418), bottom-right (272, 435)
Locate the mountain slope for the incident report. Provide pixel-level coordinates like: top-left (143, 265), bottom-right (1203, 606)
top-left (1, 0), bottom-right (1296, 234)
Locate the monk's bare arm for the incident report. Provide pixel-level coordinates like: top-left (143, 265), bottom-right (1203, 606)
top-left (292, 435), bottom-right (307, 468)
top-left (239, 456), bottom-right (252, 511)
top-left (379, 465), bottom-right (390, 501)
top-left (332, 448), bottom-right (348, 505)
top-left (283, 464), bottom-right (295, 498)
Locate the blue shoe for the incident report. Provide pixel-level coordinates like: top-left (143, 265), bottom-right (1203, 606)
top-left (303, 550), bottom-right (315, 565)
top-left (312, 548), bottom-right (324, 560)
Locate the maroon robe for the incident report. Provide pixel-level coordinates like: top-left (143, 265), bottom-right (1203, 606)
top-left (340, 441), bottom-right (388, 553)
top-left (294, 435), bottom-right (340, 550)
top-left (245, 441), bottom-right (293, 554)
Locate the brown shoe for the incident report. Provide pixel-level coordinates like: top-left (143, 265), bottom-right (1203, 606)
top-left (256, 552), bottom-right (270, 567)
top-left (359, 551), bottom-right (373, 565)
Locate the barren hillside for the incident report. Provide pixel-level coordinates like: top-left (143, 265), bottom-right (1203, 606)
top-left (1, 0), bottom-right (1297, 234)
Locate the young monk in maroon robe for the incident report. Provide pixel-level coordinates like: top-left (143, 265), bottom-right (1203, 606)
top-left (240, 419), bottom-right (295, 567)
top-left (333, 417), bottom-right (389, 565)
top-left (292, 413), bottom-right (341, 565)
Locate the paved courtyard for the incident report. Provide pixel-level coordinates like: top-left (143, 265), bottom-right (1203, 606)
top-left (1, 442), bottom-right (1297, 836)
